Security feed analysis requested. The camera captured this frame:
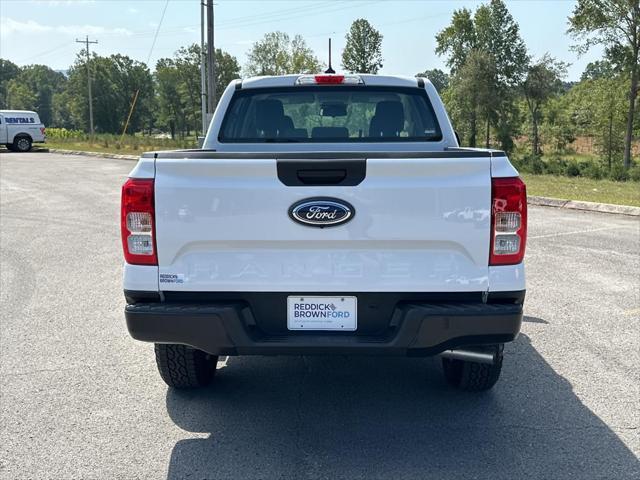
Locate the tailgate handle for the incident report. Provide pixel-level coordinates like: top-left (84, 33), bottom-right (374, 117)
top-left (277, 159), bottom-right (366, 186)
top-left (296, 169), bottom-right (347, 185)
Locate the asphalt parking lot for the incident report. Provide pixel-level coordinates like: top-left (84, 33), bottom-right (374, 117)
top-left (1, 151), bottom-right (639, 480)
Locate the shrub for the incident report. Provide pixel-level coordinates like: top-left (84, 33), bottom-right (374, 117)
top-left (580, 163), bottom-right (604, 180)
top-left (545, 156), bottom-right (568, 175)
top-left (565, 162), bottom-right (581, 177)
top-left (609, 164), bottom-right (629, 182)
top-left (629, 165), bottom-right (640, 182)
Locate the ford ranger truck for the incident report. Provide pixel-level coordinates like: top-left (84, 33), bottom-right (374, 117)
top-left (122, 74), bottom-right (526, 392)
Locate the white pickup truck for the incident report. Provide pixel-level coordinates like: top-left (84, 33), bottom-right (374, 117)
top-left (0, 110), bottom-right (46, 152)
top-left (122, 74), bottom-right (527, 392)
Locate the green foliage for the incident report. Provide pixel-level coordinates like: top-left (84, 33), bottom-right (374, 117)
top-left (46, 127), bottom-right (86, 140)
top-left (415, 68), bottom-right (449, 93)
top-left (5, 64), bottom-right (66, 125)
top-left (446, 50), bottom-right (498, 147)
top-left (581, 59), bottom-right (617, 81)
top-left (245, 32), bottom-right (321, 76)
top-left (0, 59), bottom-right (20, 108)
top-left (64, 52), bottom-right (155, 134)
top-left (569, 0), bottom-right (640, 169)
top-left (522, 54), bottom-right (568, 155)
top-left (154, 45), bottom-right (240, 139)
top-left (341, 19), bottom-right (384, 74)
top-left (435, 8), bottom-right (476, 74)
top-left (436, 0), bottom-right (528, 150)
top-left (563, 76), bottom-right (628, 167)
top-left (540, 96), bottom-right (577, 153)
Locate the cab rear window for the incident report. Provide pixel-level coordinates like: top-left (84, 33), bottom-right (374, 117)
top-left (219, 86), bottom-right (442, 143)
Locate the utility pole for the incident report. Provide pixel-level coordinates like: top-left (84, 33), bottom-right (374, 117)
top-left (206, 0), bottom-right (215, 117)
top-left (200, 1), bottom-right (207, 137)
top-left (75, 36), bottom-right (98, 136)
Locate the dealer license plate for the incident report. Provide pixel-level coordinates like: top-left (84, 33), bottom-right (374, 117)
top-left (287, 296), bottom-right (357, 331)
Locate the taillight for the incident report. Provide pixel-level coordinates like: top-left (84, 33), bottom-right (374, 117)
top-left (121, 178), bottom-right (157, 265)
top-left (40, 127), bottom-right (46, 136)
top-left (490, 177), bottom-right (527, 266)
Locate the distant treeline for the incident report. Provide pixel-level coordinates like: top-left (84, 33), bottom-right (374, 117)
top-left (0, 0), bottom-right (637, 175)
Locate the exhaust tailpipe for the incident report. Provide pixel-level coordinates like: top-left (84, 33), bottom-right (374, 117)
top-left (440, 349), bottom-right (496, 365)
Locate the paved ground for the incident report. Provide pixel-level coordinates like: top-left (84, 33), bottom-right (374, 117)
top-left (1, 151), bottom-right (639, 480)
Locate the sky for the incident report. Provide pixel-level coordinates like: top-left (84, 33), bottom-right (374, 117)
top-left (0, 0), bottom-right (603, 81)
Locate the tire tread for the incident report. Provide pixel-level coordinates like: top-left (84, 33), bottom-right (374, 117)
top-left (154, 344), bottom-right (217, 389)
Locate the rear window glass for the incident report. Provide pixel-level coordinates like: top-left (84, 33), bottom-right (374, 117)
top-left (219, 86), bottom-right (442, 143)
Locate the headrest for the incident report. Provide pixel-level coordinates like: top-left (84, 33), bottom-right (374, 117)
top-left (281, 115), bottom-right (294, 130)
top-left (311, 127), bottom-right (350, 138)
top-left (370, 101), bottom-right (404, 136)
top-left (375, 101), bottom-right (404, 124)
top-left (255, 99), bottom-right (285, 130)
top-left (289, 128), bottom-right (308, 138)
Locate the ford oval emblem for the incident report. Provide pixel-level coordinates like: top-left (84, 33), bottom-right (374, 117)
top-left (289, 197), bottom-right (355, 228)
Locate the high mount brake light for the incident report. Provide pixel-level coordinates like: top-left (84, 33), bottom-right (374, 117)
top-left (295, 74), bottom-right (364, 85)
top-left (121, 178), bottom-right (157, 265)
top-left (490, 177), bottom-right (527, 266)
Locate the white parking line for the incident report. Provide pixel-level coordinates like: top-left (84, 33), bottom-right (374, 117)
top-left (529, 225), bottom-right (634, 240)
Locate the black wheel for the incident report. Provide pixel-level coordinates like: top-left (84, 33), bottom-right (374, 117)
top-left (154, 344), bottom-right (218, 388)
top-left (13, 136), bottom-right (32, 152)
top-left (442, 345), bottom-right (503, 392)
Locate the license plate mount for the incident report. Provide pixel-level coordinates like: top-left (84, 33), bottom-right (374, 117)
top-left (287, 296), bottom-right (357, 331)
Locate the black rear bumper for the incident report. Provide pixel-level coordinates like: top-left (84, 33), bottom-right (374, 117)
top-left (125, 292), bottom-right (523, 357)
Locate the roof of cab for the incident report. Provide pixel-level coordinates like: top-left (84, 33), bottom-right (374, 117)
top-left (239, 74), bottom-right (430, 89)
top-left (0, 110), bottom-right (38, 115)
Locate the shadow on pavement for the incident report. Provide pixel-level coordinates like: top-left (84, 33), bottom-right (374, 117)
top-left (523, 315), bottom-right (549, 324)
top-left (165, 333), bottom-right (639, 480)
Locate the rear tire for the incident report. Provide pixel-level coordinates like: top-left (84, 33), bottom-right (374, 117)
top-left (154, 344), bottom-right (218, 389)
top-left (13, 136), bottom-right (32, 152)
top-left (442, 344), bottom-right (503, 392)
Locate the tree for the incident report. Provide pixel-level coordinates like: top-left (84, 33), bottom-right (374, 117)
top-left (245, 32), bottom-right (321, 76)
top-left (415, 68), bottom-right (449, 92)
top-left (214, 48), bottom-right (241, 102)
top-left (66, 52), bottom-right (154, 133)
top-left (435, 8), bottom-right (476, 74)
top-left (569, 0), bottom-right (640, 169)
top-left (341, 19), bottom-right (384, 73)
top-left (5, 65), bottom-right (66, 125)
top-left (155, 58), bottom-right (187, 139)
top-left (0, 59), bottom-right (20, 108)
top-left (446, 50), bottom-right (498, 147)
top-left (581, 59), bottom-right (617, 80)
top-left (436, 0), bottom-right (528, 151)
top-left (523, 54), bottom-right (568, 155)
top-left (155, 45), bottom-right (240, 138)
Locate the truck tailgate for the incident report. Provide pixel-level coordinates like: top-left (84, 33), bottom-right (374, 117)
top-left (154, 155), bottom-right (491, 292)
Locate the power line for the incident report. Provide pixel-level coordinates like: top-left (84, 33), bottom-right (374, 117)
top-left (22, 41), bottom-right (73, 62)
top-left (121, 0), bottom-right (170, 142)
top-left (146, 0), bottom-right (170, 64)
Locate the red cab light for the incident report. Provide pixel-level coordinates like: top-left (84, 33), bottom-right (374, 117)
top-left (490, 177), bottom-right (527, 266)
top-left (314, 74), bottom-right (345, 84)
top-left (121, 178), bottom-right (157, 265)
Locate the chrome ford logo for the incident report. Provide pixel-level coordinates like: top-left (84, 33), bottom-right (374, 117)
top-left (289, 197), bottom-right (354, 227)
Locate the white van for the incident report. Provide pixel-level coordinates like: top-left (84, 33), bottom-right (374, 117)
top-left (0, 110), bottom-right (46, 152)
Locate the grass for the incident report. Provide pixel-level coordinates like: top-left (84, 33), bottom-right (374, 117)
top-left (522, 173), bottom-right (640, 207)
top-left (44, 139), bottom-right (197, 156)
